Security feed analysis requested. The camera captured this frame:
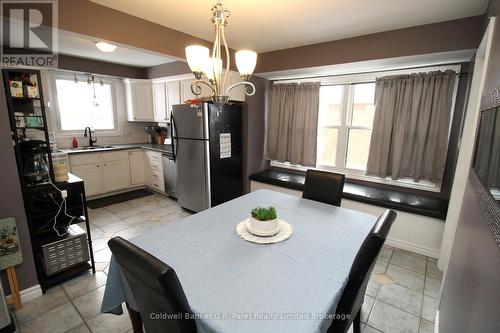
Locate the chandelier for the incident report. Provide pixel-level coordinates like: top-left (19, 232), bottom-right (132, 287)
top-left (185, 1), bottom-right (257, 104)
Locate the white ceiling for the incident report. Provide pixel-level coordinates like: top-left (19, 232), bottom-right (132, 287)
top-left (58, 31), bottom-right (178, 67)
top-left (90, 0), bottom-right (488, 53)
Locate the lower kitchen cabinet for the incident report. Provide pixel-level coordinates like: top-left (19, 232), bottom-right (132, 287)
top-left (69, 149), bottom-right (166, 198)
top-left (129, 150), bottom-right (145, 185)
top-left (102, 159), bottom-right (131, 193)
top-left (70, 163), bottom-right (102, 197)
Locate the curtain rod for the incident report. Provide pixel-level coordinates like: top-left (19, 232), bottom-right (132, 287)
top-left (274, 62), bottom-right (467, 83)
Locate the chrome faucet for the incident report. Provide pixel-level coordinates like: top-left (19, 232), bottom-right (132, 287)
top-left (84, 127), bottom-right (97, 147)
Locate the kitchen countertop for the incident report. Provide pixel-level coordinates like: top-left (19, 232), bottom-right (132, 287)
top-left (62, 142), bottom-right (172, 155)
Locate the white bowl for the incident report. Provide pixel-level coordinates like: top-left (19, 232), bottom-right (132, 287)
top-left (247, 217), bottom-right (281, 236)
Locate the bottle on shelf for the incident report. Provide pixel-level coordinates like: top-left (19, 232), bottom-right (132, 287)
top-left (72, 137), bottom-right (78, 148)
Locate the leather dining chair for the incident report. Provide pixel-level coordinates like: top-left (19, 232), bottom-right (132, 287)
top-left (302, 169), bottom-right (345, 206)
top-left (328, 209), bottom-right (397, 333)
top-left (108, 236), bottom-right (197, 333)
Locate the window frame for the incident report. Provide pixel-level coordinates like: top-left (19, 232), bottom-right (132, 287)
top-left (271, 64), bottom-right (461, 192)
top-left (48, 71), bottom-right (123, 137)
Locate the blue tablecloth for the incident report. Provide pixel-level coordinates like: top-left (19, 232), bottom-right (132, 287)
top-left (101, 189), bottom-right (377, 333)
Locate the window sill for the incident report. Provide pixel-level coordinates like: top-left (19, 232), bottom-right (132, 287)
top-left (249, 168), bottom-right (448, 220)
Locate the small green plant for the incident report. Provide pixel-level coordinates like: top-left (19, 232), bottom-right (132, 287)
top-left (250, 206), bottom-right (277, 221)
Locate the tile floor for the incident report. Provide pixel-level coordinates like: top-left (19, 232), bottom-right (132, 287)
top-left (14, 194), bottom-right (442, 333)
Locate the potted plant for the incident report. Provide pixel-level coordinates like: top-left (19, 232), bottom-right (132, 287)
top-left (248, 206), bottom-right (280, 236)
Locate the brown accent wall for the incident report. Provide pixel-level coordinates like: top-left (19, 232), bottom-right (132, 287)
top-left (58, 0), bottom-right (211, 60)
top-left (59, 55), bottom-right (147, 78)
top-left (0, 77), bottom-right (38, 291)
top-left (256, 16), bottom-right (485, 73)
top-left (242, 76), bottom-right (269, 192)
top-left (146, 61), bottom-right (191, 79)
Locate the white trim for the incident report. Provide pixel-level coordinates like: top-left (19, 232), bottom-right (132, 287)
top-left (6, 284), bottom-right (43, 304)
top-left (435, 310), bottom-right (439, 333)
top-left (438, 17), bottom-right (496, 271)
top-left (385, 238), bottom-right (440, 259)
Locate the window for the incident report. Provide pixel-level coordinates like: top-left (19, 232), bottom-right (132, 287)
top-left (54, 77), bottom-right (116, 131)
top-left (270, 65), bottom-right (462, 191)
top-left (317, 83), bottom-right (375, 171)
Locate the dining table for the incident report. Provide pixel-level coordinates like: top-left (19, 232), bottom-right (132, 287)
top-left (100, 189), bottom-right (377, 333)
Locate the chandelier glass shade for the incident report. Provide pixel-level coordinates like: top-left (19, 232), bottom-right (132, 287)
top-left (185, 1), bottom-right (257, 103)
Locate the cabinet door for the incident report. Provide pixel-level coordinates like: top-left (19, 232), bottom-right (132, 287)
top-left (130, 81), bottom-right (154, 121)
top-left (128, 150), bottom-right (145, 185)
top-left (102, 159), bottom-right (132, 193)
top-left (153, 83), bottom-right (168, 122)
top-left (71, 163), bottom-right (102, 197)
top-left (166, 81), bottom-right (181, 121)
top-left (180, 79), bottom-right (196, 102)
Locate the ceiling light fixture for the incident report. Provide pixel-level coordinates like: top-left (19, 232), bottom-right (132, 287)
top-left (95, 42), bottom-right (117, 53)
top-left (185, 1), bottom-right (257, 104)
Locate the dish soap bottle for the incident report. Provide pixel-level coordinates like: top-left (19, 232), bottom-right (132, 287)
top-left (72, 137), bottom-right (78, 148)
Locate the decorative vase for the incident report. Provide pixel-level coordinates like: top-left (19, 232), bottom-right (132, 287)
top-left (248, 216), bottom-right (280, 236)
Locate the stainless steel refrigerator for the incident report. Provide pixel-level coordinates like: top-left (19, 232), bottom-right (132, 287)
top-left (171, 102), bottom-right (243, 212)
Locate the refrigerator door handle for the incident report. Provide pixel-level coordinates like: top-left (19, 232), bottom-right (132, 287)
top-left (171, 112), bottom-right (177, 162)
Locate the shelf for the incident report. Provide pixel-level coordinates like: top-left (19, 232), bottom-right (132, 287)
top-left (16, 127), bottom-right (45, 130)
top-left (11, 96), bottom-right (40, 101)
top-left (39, 262), bottom-right (93, 290)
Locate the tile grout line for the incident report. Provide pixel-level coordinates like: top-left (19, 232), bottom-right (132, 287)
top-left (61, 285), bottom-right (89, 333)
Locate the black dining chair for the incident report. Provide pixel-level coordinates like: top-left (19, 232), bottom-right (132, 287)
top-left (328, 209), bottom-right (397, 333)
top-left (302, 169), bottom-right (345, 206)
top-left (108, 236), bottom-right (197, 333)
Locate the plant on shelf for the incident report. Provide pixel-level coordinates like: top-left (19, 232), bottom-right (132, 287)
top-left (250, 206), bottom-right (277, 221)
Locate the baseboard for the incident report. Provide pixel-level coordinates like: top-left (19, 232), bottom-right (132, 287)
top-left (6, 284), bottom-right (42, 304)
top-left (435, 310), bottom-right (439, 333)
top-left (386, 238), bottom-right (440, 258)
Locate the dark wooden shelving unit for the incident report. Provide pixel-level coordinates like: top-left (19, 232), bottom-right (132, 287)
top-left (2, 68), bottom-right (96, 292)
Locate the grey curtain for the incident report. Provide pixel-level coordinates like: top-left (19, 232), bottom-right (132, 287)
top-left (266, 82), bottom-right (320, 166)
top-left (366, 70), bottom-right (456, 183)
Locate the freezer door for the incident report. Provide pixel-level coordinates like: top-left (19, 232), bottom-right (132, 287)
top-left (175, 138), bottom-right (210, 212)
top-left (171, 104), bottom-right (208, 140)
top-left (208, 103), bottom-right (243, 206)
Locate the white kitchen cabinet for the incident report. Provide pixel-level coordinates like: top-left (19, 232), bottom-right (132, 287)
top-left (166, 81), bottom-right (181, 120)
top-left (70, 151), bottom-right (131, 197)
top-left (102, 159), bottom-right (131, 193)
top-left (143, 150), bottom-right (165, 193)
top-left (128, 150), bottom-right (145, 185)
top-left (70, 163), bottom-right (102, 197)
top-left (152, 83), bottom-right (168, 122)
top-left (125, 79), bottom-right (155, 121)
top-left (180, 79), bottom-right (196, 102)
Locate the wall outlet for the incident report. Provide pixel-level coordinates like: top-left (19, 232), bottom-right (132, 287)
top-left (61, 190), bottom-right (68, 198)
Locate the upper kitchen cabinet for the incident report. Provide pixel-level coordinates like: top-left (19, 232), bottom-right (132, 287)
top-left (166, 81), bottom-right (181, 117)
top-left (152, 82), bottom-right (168, 122)
top-left (125, 79), bottom-right (155, 122)
top-left (180, 79), bottom-right (197, 101)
